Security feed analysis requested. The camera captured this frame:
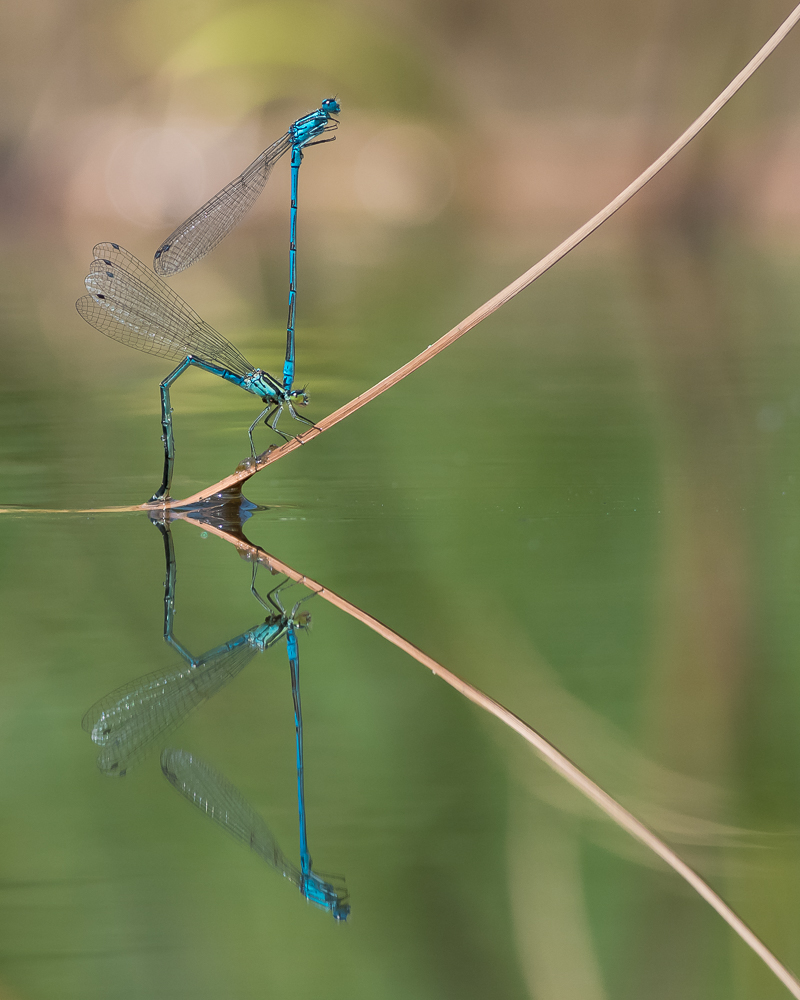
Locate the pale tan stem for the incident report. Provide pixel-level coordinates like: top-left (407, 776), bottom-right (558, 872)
top-left (177, 512), bottom-right (800, 997)
top-left (159, 1), bottom-right (800, 509)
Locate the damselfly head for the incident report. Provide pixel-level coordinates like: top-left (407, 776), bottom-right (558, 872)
top-left (322, 97), bottom-right (341, 116)
top-left (290, 388), bottom-right (309, 406)
top-left (325, 880), bottom-right (350, 922)
top-left (304, 870), bottom-right (350, 920)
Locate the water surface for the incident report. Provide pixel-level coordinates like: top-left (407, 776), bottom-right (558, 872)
top-left (2, 228), bottom-right (800, 999)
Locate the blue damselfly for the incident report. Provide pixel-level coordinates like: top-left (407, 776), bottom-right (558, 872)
top-left (76, 243), bottom-right (312, 501)
top-left (154, 98), bottom-right (341, 394)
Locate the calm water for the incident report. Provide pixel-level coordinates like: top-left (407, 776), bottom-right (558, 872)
top-left (2, 223), bottom-right (800, 1000)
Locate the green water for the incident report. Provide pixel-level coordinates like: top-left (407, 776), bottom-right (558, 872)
top-left (2, 225), bottom-right (800, 1000)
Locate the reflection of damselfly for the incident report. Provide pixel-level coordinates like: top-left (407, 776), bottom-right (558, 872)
top-left (83, 518), bottom-right (349, 917)
top-left (161, 748), bottom-right (350, 921)
top-left (82, 522), bottom-right (309, 776)
top-left (76, 244), bottom-right (315, 502)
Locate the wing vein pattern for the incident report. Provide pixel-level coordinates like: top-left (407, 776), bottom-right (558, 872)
top-left (82, 639), bottom-right (260, 775)
top-left (76, 243), bottom-right (253, 376)
top-left (153, 134), bottom-right (292, 275)
top-left (161, 748), bottom-right (299, 880)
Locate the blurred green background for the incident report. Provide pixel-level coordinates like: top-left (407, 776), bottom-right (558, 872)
top-left (3, 0), bottom-right (800, 998)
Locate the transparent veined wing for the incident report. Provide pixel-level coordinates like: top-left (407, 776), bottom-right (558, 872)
top-left (161, 749), bottom-right (350, 917)
top-left (153, 133), bottom-right (292, 276)
top-left (76, 243), bottom-right (253, 376)
top-left (160, 748), bottom-right (297, 878)
top-left (82, 639), bottom-right (259, 776)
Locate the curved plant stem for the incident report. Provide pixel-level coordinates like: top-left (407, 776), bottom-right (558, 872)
top-left (174, 511), bottom-right (800, 997)
top-left (159, 0), bottom-right (800, 509)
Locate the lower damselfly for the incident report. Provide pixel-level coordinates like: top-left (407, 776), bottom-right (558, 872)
top-left (76, 243), bottom-right (313, 502)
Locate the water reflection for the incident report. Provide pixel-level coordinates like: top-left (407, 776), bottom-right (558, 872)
top-left (82, 508), bottom-right (350, 920)
top-left (161, 748), bottom-right (350, 920)
top-left (81, 519), bottom-right (286, 775)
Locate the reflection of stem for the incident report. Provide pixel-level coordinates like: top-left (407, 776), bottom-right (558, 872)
top-left (174, 513), bottom-right (800, 998)
top-left (156, 2), bottom-right (800, 511)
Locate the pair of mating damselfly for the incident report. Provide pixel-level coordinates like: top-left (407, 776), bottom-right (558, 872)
top-left (83, 519), bottom-right (349, 919)
top-left (76, 99), bottom-right (341, 502)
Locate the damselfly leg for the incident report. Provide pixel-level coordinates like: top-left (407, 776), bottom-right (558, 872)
top-left (152, 358), bottom-right (192, 501)
top-left (250, 565), bottom-right (313, 623)
top-left (248, 403), bottom-right (278, 457)
top-left (286, 399), bottom-right (316, 428)
top-left (250, 565), bottom-right (288, 614)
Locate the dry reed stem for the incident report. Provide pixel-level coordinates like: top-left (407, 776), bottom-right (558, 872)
top-left (159, 1), bottom-right (800, 510)
top-left (176, 511), bottom-right (800, 997)
top-left (0, 505), bottom-right (151, 514)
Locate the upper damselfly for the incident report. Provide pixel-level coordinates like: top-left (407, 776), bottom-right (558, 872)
top-left (154, 98), bottom-right (341, 394)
